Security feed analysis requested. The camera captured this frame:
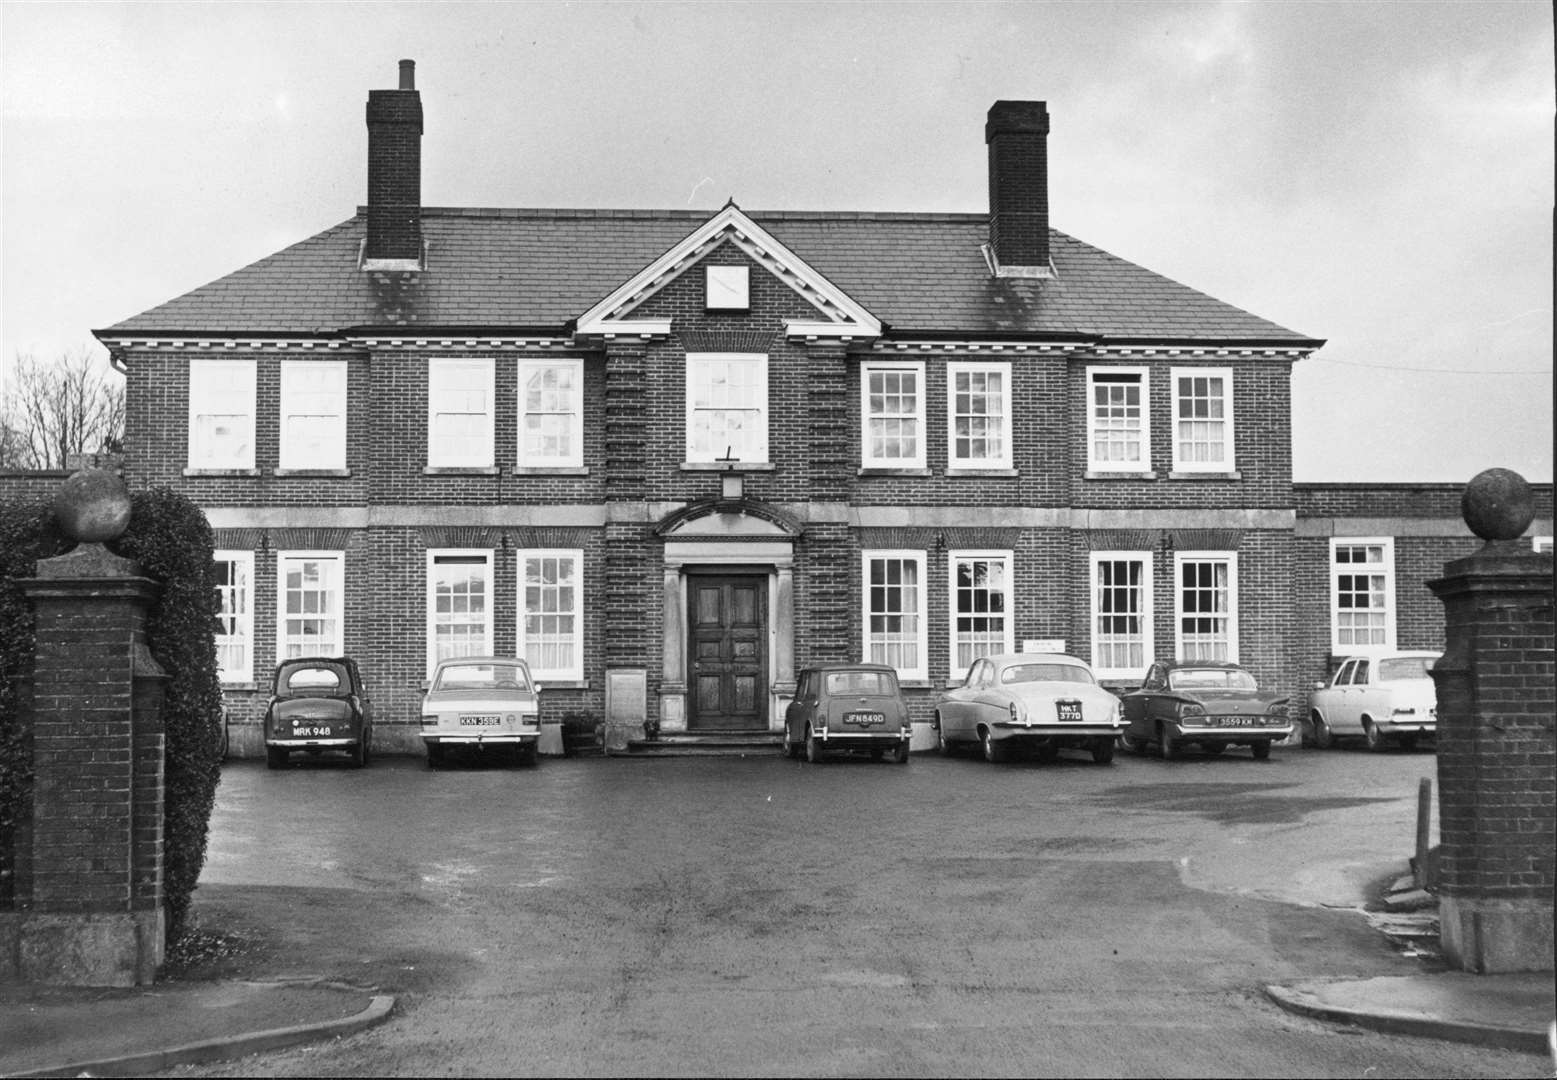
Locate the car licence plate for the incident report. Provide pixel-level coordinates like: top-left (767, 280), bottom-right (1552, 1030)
top-left (846, 711), bottom-right (886, 726)
top-left (460, 715), bottom-right (501, 726)
top-left (292, 724), bottom-right (333, 737)
top-left (1056, 701), bottom-right (1083, 722)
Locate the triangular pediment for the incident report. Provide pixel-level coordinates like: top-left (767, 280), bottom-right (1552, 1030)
top-left (575, 203), bottom-right (881, 341)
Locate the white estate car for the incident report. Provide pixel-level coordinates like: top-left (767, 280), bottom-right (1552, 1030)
top-left (421, 656), bottom-right (541, 766)
top-left (1308, 651), bottom-right (1441, 751)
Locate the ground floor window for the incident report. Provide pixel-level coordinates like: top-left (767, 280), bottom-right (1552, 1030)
top-left (427, 550), bottom-right (494, 675)
top-left (1176, 552), bottom-right (1238, 662)
top-left (519, 549), bottom-right (583, 681)
top-left (276, 551), bottom-right (344, 660)
top-left (1331, 538), bottom-right (1394, 651)
top-left (862, 551), bottom-right (927, 680)
top-left (1091, 551), bottom-right (1153, 679)
top-left (214, 550), bottom-right (253, 683)
top-left (949, 551), bottom-right (1013, 679)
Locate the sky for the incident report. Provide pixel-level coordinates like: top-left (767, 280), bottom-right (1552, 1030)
top-left (2, 0), bottom-right (1551, 483)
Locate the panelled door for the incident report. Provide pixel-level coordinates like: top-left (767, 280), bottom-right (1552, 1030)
top-left (688, 574), bottom-right (768, 730)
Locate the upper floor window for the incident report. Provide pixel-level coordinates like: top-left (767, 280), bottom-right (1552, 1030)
top-left (279, 360), bottom-right (347, 471)
top-left (861, 361), bottom-right (925, 469)
top-left (862, 551), bottom-right (927, 681)
top-left (1087, 367), bottom-right (1150, 473)
top-left (686, 353), bottom-right (767, 463)
top-left (518, 549), bottom-right (584, 681)
top-left (428, 358), bottom-right (494, 468)
top-left (1176, 551), bottom-right (1238, 662)
top-left (1171, 367), bottom-right (1235, 472)
top-left (1534, 536), bottom-right (1553, 554)
top-left (426, 549), bottom-right (493, 676)
top-left (276, 550), bottom-right (344, 660)
top-left (518, 358), bottom-right (584, 469)
top-left (188, 358), bottom-right (255, 470)
top-left (948, 550), bottom-right (1014, 679)
top-left (947, 361), bottom-right (1011, 469)
top-left (1331, 538), bottom-right (1395, 652)
top-left (1090, 551), bottom-right (1153, 680)
top-left (213, 550), bottom-right (254, 684)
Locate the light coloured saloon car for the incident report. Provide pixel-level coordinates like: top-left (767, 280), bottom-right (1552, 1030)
top-left (421, 656), bottom-right (541, 767)
top-left (1308, 651), bottom-right (1440, 751)
top-left (935, 653), bottom-right (1125, 763)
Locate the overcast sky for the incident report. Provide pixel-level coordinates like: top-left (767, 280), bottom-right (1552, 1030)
top-left (2, 1), bottom-right (1551, 482)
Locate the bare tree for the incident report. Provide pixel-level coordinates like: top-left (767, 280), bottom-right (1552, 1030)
top-left (0, 348), bottom-right (125, 470)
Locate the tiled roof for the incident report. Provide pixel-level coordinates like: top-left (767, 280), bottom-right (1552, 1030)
top-left (102, 208), bottom-right (1318, 344)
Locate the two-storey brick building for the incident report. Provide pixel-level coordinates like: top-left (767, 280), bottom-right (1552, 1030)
top-left (90, 62), bottom-right (1549, 755)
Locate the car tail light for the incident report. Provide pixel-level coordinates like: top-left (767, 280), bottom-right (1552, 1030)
top-left (1267, 701), bottom-right (1289, 715)
top-left (420, 715), bottom-right (437, 727)
top-left (1392, 707), bottom-right (1416, 716)
top-left (1181, 702), bottom-right (1205, 717)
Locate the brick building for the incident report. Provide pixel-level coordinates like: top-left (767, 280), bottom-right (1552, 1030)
top-left (83, 63), bottom-right (1551, 754)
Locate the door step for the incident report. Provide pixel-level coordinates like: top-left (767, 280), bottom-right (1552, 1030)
top-left (625, 731), bottom-right (782, 757)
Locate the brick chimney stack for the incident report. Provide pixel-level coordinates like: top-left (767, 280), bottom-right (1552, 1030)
top-left (985, 100), bottom-right (1051, 277)
top-left (365, 59), bottom-right (423, 266)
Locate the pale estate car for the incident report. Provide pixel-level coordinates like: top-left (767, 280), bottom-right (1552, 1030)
top-left (421, 656), bottom-right (541, 767)
top-left (1119, 660), bottom-right (1292, 760)
top-left (935, 653), bottom-right (1124, 763)
top-left (263, 657), bottom-right (374, 769)
top-left (1308, 651), bottom-right (1441, 751)
top-left (783, 663), bottom-right (911, 763)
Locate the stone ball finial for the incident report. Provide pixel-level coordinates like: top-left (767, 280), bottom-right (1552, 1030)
top-left (53, 469), bottom-right (133, 544)
top-left (1461, 467), bottom-right (1535, 542)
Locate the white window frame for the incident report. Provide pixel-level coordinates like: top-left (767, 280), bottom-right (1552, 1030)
top-left (861, 550), bottom-right (929, 681)
top-left (1086, 366), bottom-right (1151, 473)
top-left (947, 550), bottom-right (1015, 680)
top-left (946, 360), bottom-right (1012, 470)
top-left (279, 359), bottom-right (348, 471)
top-left (213, 549), bottom-right (254, 684)
top-left (685, 352), bottom-right (769, 464)
top-left (275, 550), bottom-right (345, 660)
top-left (1170, 366), bottom-right (1235, 473)
top-left (860, 360), bottom-right (926, 469)
top-left (517, 548), bottom-right (585, 681)
top-left (1089, 550), bottom-right (1155, 681)
top-left (188, 358), bottom-right (256, 470)
top-left (1174, 551), bottom-right (1239, 663)
top-left (517, 357), bottom-right (584, 469)
top-left (426, 549), bottom-right (495, 677)
top-left (1330, 538), bottom-right (1396, 653)
top-left (427, 357), bottom-right (495, 468)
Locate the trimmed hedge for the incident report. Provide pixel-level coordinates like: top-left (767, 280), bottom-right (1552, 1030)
top-left (0, 485), bottom-right (222, 944)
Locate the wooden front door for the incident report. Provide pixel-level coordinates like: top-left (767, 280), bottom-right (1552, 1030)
top-left (688, 574), bottom-right (768, 730)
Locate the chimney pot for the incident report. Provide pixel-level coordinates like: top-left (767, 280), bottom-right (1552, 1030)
top-left (986, 100), bottom-right (1051, 275)
top-left (399, 59), bottom-right (415, 90)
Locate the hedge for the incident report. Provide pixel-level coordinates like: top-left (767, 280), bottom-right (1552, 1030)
top-left (0, 485), bottom-right (223, 945)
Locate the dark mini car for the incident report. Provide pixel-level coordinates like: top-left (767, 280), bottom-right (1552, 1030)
top-left (784, 663), bottom-right (911, 763)
top-left (1120, 660), bottom-right (1292, 760)
top-left (263, 657), bottom-right (374, 769)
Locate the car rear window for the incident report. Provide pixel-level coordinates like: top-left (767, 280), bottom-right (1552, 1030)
top-left (1000, 663), bottom-right (1095, 685)
top-left (278, 664), bottom-right (347, 695)
top-left (1378, 657), bottom-right (1435, 681)
top-left (824, 671), bottom-right (896, 695)
top-left (1169, 668), bottom-right (1257, 691)
top-left (434, 663), bottom-right (532, 692)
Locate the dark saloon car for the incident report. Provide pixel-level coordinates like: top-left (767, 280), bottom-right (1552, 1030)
top-left (1119, 660), bottom-right (1291, 760)
top-left (784, 663), bottom-right (911, 763)
top-left (263, 657), bottom-right (374, 769)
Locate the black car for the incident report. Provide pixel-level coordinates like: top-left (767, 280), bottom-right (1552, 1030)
top-left (783, 663), bottom-right (911, 763)
top-left (263, 657), bottom-right (374, 769)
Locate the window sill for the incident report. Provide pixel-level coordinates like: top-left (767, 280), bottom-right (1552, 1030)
top-left (897, 679), bottom-right (936, 690)
top-left (513, 466), bottom-right (589, 476)
top-left (1084, 470), bottom-right (1157, 481)
top-left (944, 467), bottom-right (1018, 478)
top-left (1168, 470), bottom-right (1242, 481)
top-left (858, 467), bottom-right (931, 477)
top-left (680, 462), bottom-right (775, 472)
top-left (183, 467), bottom-right (260, 478)
top-left (423, 466), bottom-right (500, 476)
top-left (273, 468), bottom-right (351, 478)
top-left (534, 679), bottom-right (589, 690)
top-left (219, 681), bottom-right (259, 692)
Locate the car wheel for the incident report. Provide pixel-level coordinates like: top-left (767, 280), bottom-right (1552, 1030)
top-left (1202, 742), bottom-right (1225, 756)
top-left (1121, 734), bottom-right (1146, 755)
top-left (348, 738), bottom-right (366, 769)
top-left (805, 725), bottom-right (823, 764)
top-left (892, 739), bottom-right (911, 764)
top-left (980, 728), bottom-right (1002, 763)
top-left (265, 745), bottom-right (288, 770)
top-left (781, 723), bottom-right (798, 759)
top-left (1091, 736), bottom-right (1115, 764)
top-left (1251, 740), bottom-right (1272, 761)
top-left (523, 744), bottom-right (540, 767)
top-left (937, 717), bottom-right (956, 756)
top-left (1159, 726), bottom-right (1180, 760)
top-left (1310, 715), bottom-right (1333, 750)
top-left (1364, 719), bottom-right (1387, 753)
top-left (361, 728), bottom-right (372, 765)
top-left (426, 743), bottom-right (445, 769)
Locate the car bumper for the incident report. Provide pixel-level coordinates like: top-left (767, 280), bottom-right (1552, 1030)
top-left (1170, 722), bottom-right (1293, 742)
top-left (814, 730), bottom-right (911, 748)
top-left (266, 737), bottom-right (357, 748)
top-left (990, 723), bottom-right (1123, 741)
top-left (1376, 719), bottom-right (1436, 736)
top-left (422, 732), bottom-right (540, 746)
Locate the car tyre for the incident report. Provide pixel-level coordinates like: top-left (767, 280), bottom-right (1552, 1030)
top-left (805, 725), bottom-right (823, 764)
top-left (781, 723), bottom-right (799, 759)
top-left (426, 743), bottom-right (445, 769)
top-left (1364, 719), bottom-right (1388, 753)
top-left (980, 728), bottom-right (1003, 763)
top-left (1251, 740), bottom-right (1272, 761)
top-left (1121, 734), bottom-right (1146, 755)
top-left (265, 745), bottom-right (288, 770)
top-left (1159, 726), bottom-right (1180, 761)
top-left (1310, 715), bottom-right (1333, 750)
top-left (892, 739), bottom-right (910, 764)
top-left (936, 718), bottom-right (956, 756)
top-left (348, 738), bottom-right (366, 769)
top-left (1091, 736), bottom-right (1115, 764)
